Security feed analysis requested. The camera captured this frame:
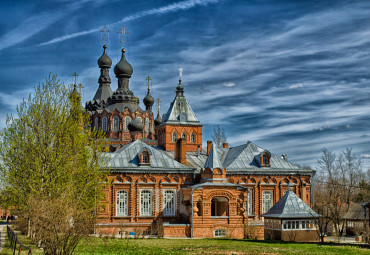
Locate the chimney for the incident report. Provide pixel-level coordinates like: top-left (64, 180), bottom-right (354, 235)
top-left (207, 140), bottom-right (212, 156)
top-left (222, 143), bottom-right (228, 149)
top-left (175, 138), bottom-right (187, 164)
top-left (197, 145), bottom-right (200, 157)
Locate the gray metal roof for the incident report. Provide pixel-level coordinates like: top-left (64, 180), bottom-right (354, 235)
top-left (104, 102), bottom-right (143, 113)
top-left (204, 144), bottom-right (223, 169)
top-left (185, 182), bottom-right (246, 190)
top-left (103, 140), bottom-right (193, 171)
top-left (262, 191), bottom-right (320, 219)
top-left (162, 94), bottom-right (201, 125)
top-left (223, 142), bottom-right (302, 171)
top-left (93, 85), bottom-right (113, 102)
top-left (342, 203), bottom-right (369, 220)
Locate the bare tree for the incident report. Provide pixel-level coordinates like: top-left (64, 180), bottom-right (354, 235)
top-left (212, 125), bottom-right (227, 148)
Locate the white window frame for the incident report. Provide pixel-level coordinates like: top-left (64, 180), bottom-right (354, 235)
top-left (246, 192), bottom-right (252, 215)
top-left (191, 133), bottom-right (196, 143)
top-left (163, 189), bottom-right (176, 216)
top-left (140, 189), bottom-right (153, 216)
top-left (116, 190), bottom-right (128, 216)
top-left (262, 191), bottom-right (273, 214)
top-left (172, 132), bottom-right (177, 142)
top-left (102, 117), bottom-right (107, 131)
top-left (125, 116), bottom-right (131, 131)
top-left (214, 229), bottom-right (227, 237)
top-left (113, 116), bottom-right (119, 131)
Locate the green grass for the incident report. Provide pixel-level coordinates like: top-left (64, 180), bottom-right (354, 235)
top-left (1, 235), bottom-right (369, 255)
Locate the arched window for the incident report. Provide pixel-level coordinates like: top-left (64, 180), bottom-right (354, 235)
top-left (163, 190), bottom-right (176, 216)
top-left (262, 191), bottom-right (273, 214)
top-left (145, 118), bottom-right (149, 133)
top-left (102, 117), bottom-right (107, 131)
top-left (125, 116), bottom-right (131, 131)
top-left (261, 152), bottom-right (271, 167)
top-left (140, 190), bottom-right (152, 216)
top-left (172, 132), bottom-right (177, 142)
top-left (191, 133), bottom-right (196, 143)
top-left (246, 192), bottom-right (252, 215)
top-left (94, 118), bottom-right (99, 131)
top-left (182, 132), bottom-right (187, 140)
top-left (113, 117), bottom-right (119, 131)
top-left (141, 151), bottom-right (150, 164)
top-left (116, 190), bottom-right (128, 216)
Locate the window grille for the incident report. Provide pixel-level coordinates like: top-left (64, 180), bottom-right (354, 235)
top-left (142, 152), bottom-right (149, 164)
top-left (140, 190), bottom-right (152, 216)
top-left (191, 133), bottom-right (196, 143)
top-left (94, 118), bottom-right (99, 130)
top-left (172, 132), bottom-right (177, 142)
top-left (113, 117), bottom-right (119, 131)
top-left (125, 117), bottom-right (131, 131)
top-left (214, 229), bottom-right (227, 237)
top-left (163, 190), bottom-right (175, 216)
top-left (102, 117), bottom-right (107, 131)
top-left (116, 190), bottom-right (128, 216)
top-left (262, 191), bottom-right (273, 214)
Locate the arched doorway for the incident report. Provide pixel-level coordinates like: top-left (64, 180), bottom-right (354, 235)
top-left (211, 197), bottom-right (229, 217)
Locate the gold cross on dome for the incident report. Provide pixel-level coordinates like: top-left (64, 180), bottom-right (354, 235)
top-left (146, 76), bottom-right (152, 90)
top-left (72, 72), bottom-right (78, 86)
top-left (117, 26), bottom-right (130, 49)
top-left (100, 25), bottom-right (109, 45)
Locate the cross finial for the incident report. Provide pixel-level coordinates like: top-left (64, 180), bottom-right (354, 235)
top-left (178, 67), bottom-right (183, 80)
top-left (117, 26), bottom-right (130, 49)
top-left (77, 83), bottom-right (84, 95)
top-left (156, 98), bottom-right (161, 113)
top-left (100, 25), bottom-right (109, 46)
top-left (72, 72), bottom-right (78, 86)
top-left (146, 76), bottom-right (152, 91)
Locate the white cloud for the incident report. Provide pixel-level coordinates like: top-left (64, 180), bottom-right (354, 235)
top-left (39, 0), bottom-right (223, 46)
top-left (361, 154), bottom-right (370, 159)
top-left (289, 83), bottom-right (303, 89)
top-left (223, 82), bottom-right (236, 87)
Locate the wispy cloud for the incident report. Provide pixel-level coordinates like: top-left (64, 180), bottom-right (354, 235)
top-left (0, 0), bottom-right (94, 51)
top-left (39, 0), bottom-right (223, 46)
top-left (289, 83), bottom-right (303, 89)
top-left (223, 82), bottom-right (236, 87)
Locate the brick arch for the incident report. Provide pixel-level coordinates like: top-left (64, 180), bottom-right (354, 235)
top-left (205, 190), bottom-right (235, 201)
top-left (269, 178), bottom-right (277, 184)
top-left (204, 168), bottom-right (213, 174)
top-left (136, 177), bottom-right (147, 183)
top-left (227, 177), bottom-right (234, 184)
top-left (170, 176), bottom-right (180, 183)
top-left (238, 177), bottom-right (248, 184)
top-left (213, 168), bottom-right (222, 174)
top-left (123, 176), bottom-right (132, 183)
top-left (290, 177), bottom-right (298, 184)
top-left (247, 178), bottom-right (256, 184)
top-left (259, 177), bottom-right (268, 185)
top-left (160, 176), bottom-right (171, 184)
top-left (113, 176), bottom-right (123, 183)
top-left (280, 178), bottom-right (289, 185)
top-left (148, 176), bottom-right (156, 183)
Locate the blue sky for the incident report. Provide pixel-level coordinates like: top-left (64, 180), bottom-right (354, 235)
top-left (0, 0), bottom-right (369, 169)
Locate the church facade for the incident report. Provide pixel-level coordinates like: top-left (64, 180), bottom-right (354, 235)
top-left (86, 44), bottom-right (315, 239)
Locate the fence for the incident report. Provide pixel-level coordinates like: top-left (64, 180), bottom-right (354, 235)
top-left (6, 226), bottom-right (32, 255)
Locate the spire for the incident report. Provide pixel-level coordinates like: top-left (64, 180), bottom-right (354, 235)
top-left (204, 143), bottom-right (223, 169)
top-left (143, 76), bottom-right (154, 111)
top-left (94, 43), bottom-right (113, 103)
top-left (155, 98), bottom-right (162, 126)
top-left (176, 67), bottom-right (184, 96)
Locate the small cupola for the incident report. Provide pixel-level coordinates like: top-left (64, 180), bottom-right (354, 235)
top-left (176, 79), bottom-right (184, 96)
top-left (143, 76), bottom-right (154, 111)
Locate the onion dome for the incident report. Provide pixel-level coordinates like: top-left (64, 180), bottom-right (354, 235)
top-left (154, 114), bottom-right (162, 126)
top-left (128, 117), bottom-right (144, 132)
top-left (143, 92), bottom-right (154, 107)
top-left (114, 48), bottom-right (133, 77)
top-left (97, 44), bottom-right (112, 68)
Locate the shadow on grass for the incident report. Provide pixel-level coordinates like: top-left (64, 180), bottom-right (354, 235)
top-left (211, 238), bottom-right (369, 249)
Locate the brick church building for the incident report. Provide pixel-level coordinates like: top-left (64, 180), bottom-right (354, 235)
top-left (86, 43), bottom-right (315, 239)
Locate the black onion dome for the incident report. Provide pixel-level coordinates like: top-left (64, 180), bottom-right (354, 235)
top-left (97, 45), bottom-right (112, 68)
top-left (143, 92), bottom-right (154, 106)
top-left (128, 117), bottom-right (144, 132)
top-left (154, 114), bottom-right (162, 126)
top-left (114, 48), bottom-right (133, 77)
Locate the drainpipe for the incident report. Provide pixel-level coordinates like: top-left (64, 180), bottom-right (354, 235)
top-left (245, 187), bottom-right (250, 239)
top-left (191, 186), bottom-right (202, 238)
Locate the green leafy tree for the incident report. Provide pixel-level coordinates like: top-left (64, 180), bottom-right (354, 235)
top-left (0, 75), bottom-right (108, 254)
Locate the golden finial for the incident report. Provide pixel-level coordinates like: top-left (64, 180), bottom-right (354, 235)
top-left (156, 98), bottom-right (161, 113)
top-left (146, 76), bottom-right (152, 91)
top-left (117, 26), bottom-right (130, 50)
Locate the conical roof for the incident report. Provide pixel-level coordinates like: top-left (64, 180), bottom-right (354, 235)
top-left (262, 190), bottom-right (320, 219)
top-left (204, 144), bottom-right (223, 169)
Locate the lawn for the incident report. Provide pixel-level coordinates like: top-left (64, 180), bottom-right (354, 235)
top-left (1, 235), bottom-right (369, 255)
